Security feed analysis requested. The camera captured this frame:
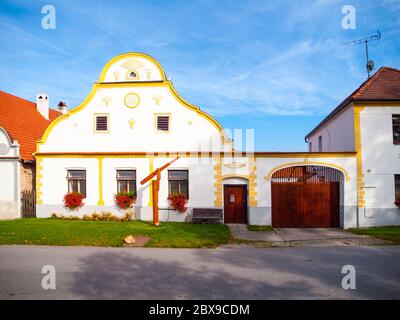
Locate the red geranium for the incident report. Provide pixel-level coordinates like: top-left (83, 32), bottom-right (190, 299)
top-left (167, 193), bottom-right (188, 213)
top-left (114, 192), bottom-right (136, 210)
top-left (395, 199), bottom-right (400, 208)
top-left (63, 192), bottom-right (84, 211)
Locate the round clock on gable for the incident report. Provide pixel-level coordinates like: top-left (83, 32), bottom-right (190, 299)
top-left (124, 92), bottom-right (140, 108)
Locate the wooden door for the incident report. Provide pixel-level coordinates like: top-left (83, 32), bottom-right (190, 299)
top-left (224, 185), bottom-right (247, 223)
top-left (272, 182), bottom-right (340, 228)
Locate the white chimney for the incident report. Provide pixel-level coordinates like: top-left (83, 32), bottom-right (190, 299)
top-left (57, 101), bottom-right (68, 114)
top-left (36, 93), bottom-right (49, 120)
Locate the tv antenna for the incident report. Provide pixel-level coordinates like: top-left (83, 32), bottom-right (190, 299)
top-left (343, 30), bottom-right (381, 78)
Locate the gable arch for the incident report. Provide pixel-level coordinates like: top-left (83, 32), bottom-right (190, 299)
top-left (99, 52), bottom-right (167, 82)
top-left (264, 161), bottom-right (351, 182)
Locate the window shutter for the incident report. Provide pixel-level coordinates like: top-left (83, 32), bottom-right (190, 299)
top-left (96, 116), bottom-right (108, 131)
top-left (157, 116), bottom-right (169, 131)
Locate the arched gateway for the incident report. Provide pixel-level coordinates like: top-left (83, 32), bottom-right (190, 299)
top-left (271, 165), bottom-right (343, 228)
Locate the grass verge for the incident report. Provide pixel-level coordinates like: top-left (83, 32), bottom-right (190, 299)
top-left (0, 219), bottom-right (231, 248)
top-left (247, 225), bottom-right (274, 232)
top-left (348, 226), bottom-right (400, 244)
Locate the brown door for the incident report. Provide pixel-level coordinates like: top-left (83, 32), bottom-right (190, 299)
top-left (272, 182), bottom-right (340, 228)
top-left (224, 185), bottom-right (247, 223)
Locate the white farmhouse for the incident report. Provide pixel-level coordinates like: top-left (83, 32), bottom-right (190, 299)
top-left (306, 67), bottom-right (400, 227)
top-left (34, 53), bottom-right (400, 228)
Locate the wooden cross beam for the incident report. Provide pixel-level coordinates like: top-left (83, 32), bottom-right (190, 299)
top-left (140, 157), bottom-right (180, 226)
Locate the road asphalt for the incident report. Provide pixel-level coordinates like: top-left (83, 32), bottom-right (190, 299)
top-left (0, 245), bottom-right (399, 299)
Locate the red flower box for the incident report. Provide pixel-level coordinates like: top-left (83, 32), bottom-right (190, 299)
top-left (167, 193), bottom-right (188, 213)
top-left (63, 192), bottom-right (84, 211)
top-left (114, 192), bottom-right (136, 210)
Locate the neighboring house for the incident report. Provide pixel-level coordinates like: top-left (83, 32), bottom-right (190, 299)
top-left (0, 91), bottom-right (62, 219)
top-left (306, 67), bottom-right (400, 227)
top-left (35, 52), bottom-right (366, 228)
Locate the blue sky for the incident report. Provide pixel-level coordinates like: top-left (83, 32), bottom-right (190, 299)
top-left (0, 0), bottom-right (399, 151)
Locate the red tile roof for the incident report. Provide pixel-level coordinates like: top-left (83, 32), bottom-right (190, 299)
top-left (0, 90), bottom-right (61, 161)
top-left (305, 66), bottom-right (400, 139)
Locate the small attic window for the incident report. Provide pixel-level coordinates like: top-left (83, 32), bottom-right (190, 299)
top-left (126, 69), bottom-right (139, 80)
top-left (94, 114), bottom-right (109, 133)
top-left (156, 115), bottom-right (170, 132)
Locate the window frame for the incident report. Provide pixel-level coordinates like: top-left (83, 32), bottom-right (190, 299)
top-left (168, 169), bottom-right (189, 199)
top-left (155, 113), bottom-right (171, 133)
top-left (116, 169), bottom-right (137, 195)
top-left (318, 136), bottom-right (322, 152)
top-left (392, 114), bottom-right (400, 145)
top-left (395, 174), bottom-right (400, 200)
top-left (94, 113), bottom-right (110, 133)
top-left (66, 170), bottom-right (87, 198)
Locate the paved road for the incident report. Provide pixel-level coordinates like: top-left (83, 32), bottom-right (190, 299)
top-left (1, 245), bottom-right (399, 299)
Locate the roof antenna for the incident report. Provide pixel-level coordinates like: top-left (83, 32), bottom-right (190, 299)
top-left (344, 30), bottom-right (381, 78)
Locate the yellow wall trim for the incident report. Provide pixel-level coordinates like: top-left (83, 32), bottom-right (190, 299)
top-left (248, 156), bottom-right (258, 207)
top-left (354, 106), bottom-right (365, 207)
top-left (97, 157), bottom-right (104, 205)
top-left (264, 161), bottom-right (351, 182)
top-left (354, 101), bottom-right (400, 107)
top-left (148, 157), bottom-right (154, 206)
top-left (35, 157), bottom-right (43, 204)
top-left (222, 174), bottom-right (249, 180)
top-left (34, 151), bottom-right (357, 158)
top-left (213, 156), bottom-right (223, 207)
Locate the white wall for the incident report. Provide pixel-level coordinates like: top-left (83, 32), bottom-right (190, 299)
top-left (359, 106), bottom-right (400, 226)
top-left (0, 128), bottom-right (20, 219)
top-left (308, 105), bottom-right (355, 152)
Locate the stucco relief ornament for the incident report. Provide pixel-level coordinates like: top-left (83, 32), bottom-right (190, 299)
top-left (128, 119), bottom-right (135, 129)
top-left (124, 93), bottom-right (140, 108)
top-left (224, 161), bottom-right (246, 169)
top-left (121, 59), bottom-right (145, 80)
top-left (102, 96), bottom-right (111, 107)
top-left (0, 143), bottom-right (9, 155)
top-left (153, 95), bottom-right (163, 105)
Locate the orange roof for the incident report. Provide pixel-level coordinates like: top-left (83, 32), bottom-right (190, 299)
top-left (0, 90), bottom-right (61, 161)
top-left (305, 66), bottom-right (400, 139)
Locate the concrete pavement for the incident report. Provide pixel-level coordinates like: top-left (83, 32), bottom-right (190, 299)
top-left (227, 224), bottom-right (371, 243)
top-left (1, 245), bottom-right (400, 299)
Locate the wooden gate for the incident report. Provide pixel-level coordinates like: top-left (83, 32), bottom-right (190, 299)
top-left (21, 190), bottom-right (36, 218)
top-left (271, 166), bottom-right (340, 228)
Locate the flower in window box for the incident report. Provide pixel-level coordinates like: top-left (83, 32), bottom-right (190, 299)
top-left (114, 192), bottom-right (136, 210)
top-left (63, 192), bottom-right (85, 211)
top-left (167, 193), bottom-right (188, 213)
top-left (395, 199), bottom-right (400, 209)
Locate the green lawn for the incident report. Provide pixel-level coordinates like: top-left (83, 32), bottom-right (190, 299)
top-left (348, 226), bottom-right (400, 244)
top-left (247, 225), bottom-right (274, 232)
top-left (0, 219), bottom-right (231, 248)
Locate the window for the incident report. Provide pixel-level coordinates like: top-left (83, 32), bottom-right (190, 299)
top-left (168, 170), bottom-right (189, 198)
top-left (318, 136), bottom-right (322, 152)
top-left (67, 170), bottom-right (86, 197)
top-left (95, 114), bottom-right (109, 132)
top-left (393, 114), bottom-right (400, 144)
top-left (116, 170), bottom-right (137, 195)
top-left (309, 142), bottom-right (312, 152)
top-left (395, 174), bottom-right (400, 200)
top-left (156, 115), bottom-right (170, 132)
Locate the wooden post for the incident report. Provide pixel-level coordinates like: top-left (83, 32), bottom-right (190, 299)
top-left (152, 179), bottom-right (159, 226)
top-left (140, 157), bottom-right (180, 226)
